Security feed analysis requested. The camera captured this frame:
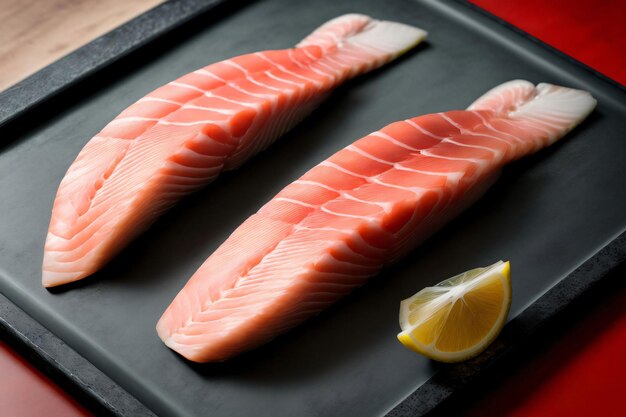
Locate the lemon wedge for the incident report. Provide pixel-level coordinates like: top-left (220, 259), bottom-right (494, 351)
top-left (398, 261), bottom-right (511, 362)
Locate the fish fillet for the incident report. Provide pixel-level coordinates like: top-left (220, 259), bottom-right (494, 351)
top-left (42, 15), bottom-right (427, 287)
top-left (157, 80), bottom-right (596, 362)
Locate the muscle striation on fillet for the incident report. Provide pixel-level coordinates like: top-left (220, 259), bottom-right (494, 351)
top-left (157, 80), bottom-right (596, 362)
top-left (42, 14), bottom-right (428, 286)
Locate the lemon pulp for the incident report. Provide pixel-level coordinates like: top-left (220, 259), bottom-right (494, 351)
top-left (398, 261), bottom-right (511, 362)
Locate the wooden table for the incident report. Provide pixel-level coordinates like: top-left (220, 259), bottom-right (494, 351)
top-left (0, 2), bottom-right (164, 416)
top-left (0, 0), bottom-right (164, 92)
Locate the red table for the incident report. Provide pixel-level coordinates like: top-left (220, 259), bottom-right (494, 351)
top-left (1, 1), bottom-right (625, 415)
top-left (0, 341), bottom-right (92, 416)
top-left (459, 272), bottom-right (626, 417)
top-left (471, 0), bottom-right (626, 86)
top-left (465, 1), bottom-right (626, 415)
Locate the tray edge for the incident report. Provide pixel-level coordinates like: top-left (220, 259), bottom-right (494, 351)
top-left (386, 229), bottom-right (626, 416)
top-left (0, 291), bottom-right (156, 416)
top-left (386, 2), bottom-right (626, 414)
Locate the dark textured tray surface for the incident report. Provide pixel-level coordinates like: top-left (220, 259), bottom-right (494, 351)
top-left (1, 0), bottom-right (625, 416)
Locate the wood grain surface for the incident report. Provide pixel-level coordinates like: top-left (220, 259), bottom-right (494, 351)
top-left (0, 0), bottom-right (165, 92)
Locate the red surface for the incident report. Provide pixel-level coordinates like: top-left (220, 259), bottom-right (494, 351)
top-left (464, 284), bottom-right (626, 417)
top-left (503, 294), bottom-right (626, 417)
top-left (470, 0), bottom-right (626, 85)
top-left (466, 1), bottom-right (626, 416)
top-left (0, 340), bottom-right (92, 417)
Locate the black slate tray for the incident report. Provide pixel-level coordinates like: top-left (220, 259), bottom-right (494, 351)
top-left (1, 0), bottom-right (625, 416)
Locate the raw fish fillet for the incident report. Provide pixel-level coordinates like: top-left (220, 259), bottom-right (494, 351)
top-left (157, 80), bottom-right (596, 362)
top-left (42, 15), bottom-right (427, 287)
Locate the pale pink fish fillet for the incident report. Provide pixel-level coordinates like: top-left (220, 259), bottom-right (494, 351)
top-left (42, 15), bottom-right (428, 287)
top-left (157, 80), bottom-right (596, 362)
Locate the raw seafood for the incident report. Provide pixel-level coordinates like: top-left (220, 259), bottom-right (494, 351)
top-left (157, 80), bottom-right (596, 362)
top-left (42, 14), bottom-right (427, 286)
